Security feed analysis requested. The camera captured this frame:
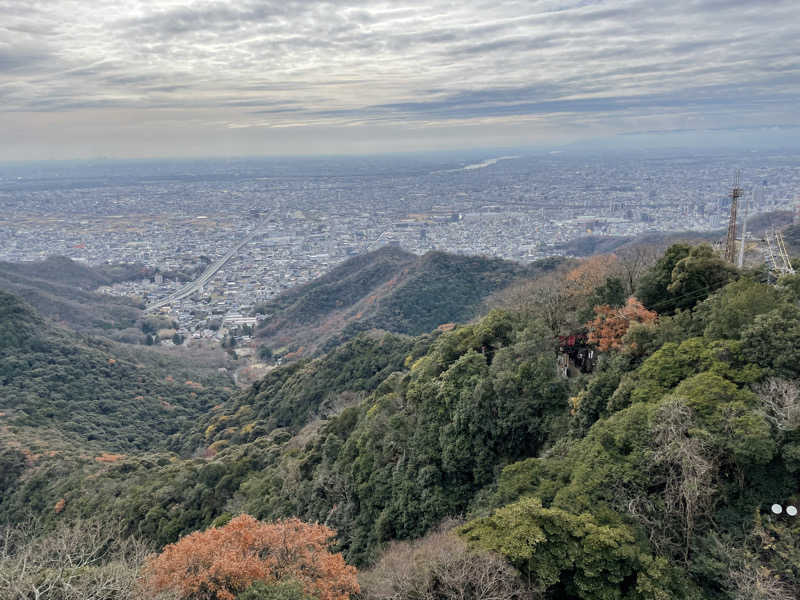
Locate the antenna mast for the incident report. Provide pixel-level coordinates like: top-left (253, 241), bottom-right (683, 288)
top-left (725, 171), bottom-right (742, 263)
top-left (737, 186), bottom-right (753, 268)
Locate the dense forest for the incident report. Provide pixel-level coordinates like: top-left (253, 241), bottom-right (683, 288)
top-left (254, 245), bottom-right (562, 357)
top-left (2, 241), bottom-right (800, 599)
top-left (0, 290), bottom-right (232, 451)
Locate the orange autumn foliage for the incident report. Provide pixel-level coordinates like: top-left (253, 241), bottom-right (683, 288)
top-left (143, 514), bottom-right (359, 600)
top-left (586, 297), bottom-right (657, 352)
top-left (565, 254), bottom-right (620, 296)
top-left (95, 453), bottom-right (125, 463)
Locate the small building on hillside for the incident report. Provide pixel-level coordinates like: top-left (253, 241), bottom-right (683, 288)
top-left (558, 333), bottom-right (596, 377)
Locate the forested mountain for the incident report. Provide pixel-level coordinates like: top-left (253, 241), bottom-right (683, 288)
top-left (255, 245), bottom-right (562, 356)
top-left (0, 290), bottom-right (231, 452)
top-left (0, 256), bottom-right (146, 336)
top-left (3, 244), bottom-right (800, 599)
top-left (0, 255), bottom-right (146, 290)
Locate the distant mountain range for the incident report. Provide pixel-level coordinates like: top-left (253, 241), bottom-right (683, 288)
top-left (254, 246), bottom-right (563, 357)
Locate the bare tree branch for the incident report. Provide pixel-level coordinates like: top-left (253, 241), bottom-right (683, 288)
top-left (754, 378), bottom-right (800, 432)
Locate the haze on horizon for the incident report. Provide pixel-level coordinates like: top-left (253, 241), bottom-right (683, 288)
top-left (2, 0), bottom-right (799, 161)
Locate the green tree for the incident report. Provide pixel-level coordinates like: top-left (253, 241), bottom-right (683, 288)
top-left (579, 276), bottom-right (627, 323)
top-left (694, 278), bottom-right (787, 340)
top-left (0, 447), bottom-right (26, 505)
top-left (635, 244), bottom-right (691, 314)
top-left (741, 304), bottom-right (800, 379)
top-left (237, 580), bottom-right (312, 600)
top-left (460, 497), bottom-right (695, 600)
top-left (666, 245), bottom-right (737, 312)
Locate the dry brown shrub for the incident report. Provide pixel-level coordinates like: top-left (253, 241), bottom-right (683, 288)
top-left (359, 521), bottom-right (534, 600)
top-left (728, 563), bottom-right (797, 600)
top-left (651, 399), bottom-right (717, 562)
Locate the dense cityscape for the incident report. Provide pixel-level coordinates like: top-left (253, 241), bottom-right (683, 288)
top-left (2, 149), bottom-right (799, 338)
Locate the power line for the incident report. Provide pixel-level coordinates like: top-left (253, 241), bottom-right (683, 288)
top-left (642, 284), bottom-right (715, 312)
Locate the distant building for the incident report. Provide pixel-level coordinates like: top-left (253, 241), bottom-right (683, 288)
top-left (223, 313), bottom-right (258, 327)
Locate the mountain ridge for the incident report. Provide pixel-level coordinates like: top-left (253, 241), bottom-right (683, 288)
top-left (0, 290), bottom-right (230, 452)
top-left (0, 256), bottom-right (145, 337)
top-left (256, 246), bottom-right (562, 357)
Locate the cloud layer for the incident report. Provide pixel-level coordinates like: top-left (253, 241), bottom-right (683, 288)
top-left (1, 0), bottom-right (799, 158)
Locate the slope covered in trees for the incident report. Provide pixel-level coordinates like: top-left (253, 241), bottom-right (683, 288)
top-left (0, 255), bottom-right (121, 290)
top-left (0, 256), bottom-right (145, 336)
top-left (0, 290), bottom-right (230, 452)
top-left (3, 243), bottom-right (800, 599)
top-left (255, 245), bottom-right (561, 357)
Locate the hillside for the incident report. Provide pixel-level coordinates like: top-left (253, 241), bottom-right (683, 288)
top-left (1, 256), bottom-right (121, 290)
top-left (0, 256), bottom-right (146, 336)
top-left (783, 223), bottom-right (800, 255)
top-left (255, 246), bottom-right (562, 356)
top-left (4, 244), bottom-right (800, 599)
top-left (556, 229), bottom-right (721, 257)
top-left (0, 290), bottom-right (230, 452)
top-left (557, 210), bottom-right (796, 259)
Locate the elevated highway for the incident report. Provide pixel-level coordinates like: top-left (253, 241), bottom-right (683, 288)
top-left (145, 230), bottom-right (262, 313)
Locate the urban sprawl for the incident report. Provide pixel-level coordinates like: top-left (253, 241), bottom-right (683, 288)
top-left (2, 151), bottom-right (799, 342)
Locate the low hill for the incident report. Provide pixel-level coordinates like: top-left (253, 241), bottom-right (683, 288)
top-left (782, 223), bottom-right (800, 255)
top-left (0, 290), bottom-right (230, 452)
top-left (0, 256), bottom-right (114, 290)
top-left (557, 211), bottom-right (796, 259)
top-left (255, 246), bottom-right (561, 356)
top-left (555, 229), bottom-right (721, 257)
top-left (744, 209), bottom-right (794, 235)
top-left (0, 257), bottom-right (146, 336)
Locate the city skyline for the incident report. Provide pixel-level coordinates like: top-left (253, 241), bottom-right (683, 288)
top-left (2, 0), bottom-right (800, 160)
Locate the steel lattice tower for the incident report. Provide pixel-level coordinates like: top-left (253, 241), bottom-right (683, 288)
top-left (725, 171), bottom-right (742, 263)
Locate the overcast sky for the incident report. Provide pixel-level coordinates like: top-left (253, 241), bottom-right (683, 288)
top-left (2, 0), bottom-right (799, 160)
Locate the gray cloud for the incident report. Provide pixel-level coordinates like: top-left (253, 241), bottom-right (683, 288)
top-left (1, 0), bottom-right (799, 158)
top-left (0, 48), bottom-right (49, 72)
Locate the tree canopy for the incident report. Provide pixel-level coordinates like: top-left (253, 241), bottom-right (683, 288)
top-left (143, 515), bottom-right (358, 600)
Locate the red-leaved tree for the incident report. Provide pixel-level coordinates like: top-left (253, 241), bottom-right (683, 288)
top-left (143, 514), bottom-right (359, 600)
top-left (586, 297), bottom-right (657, 352)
